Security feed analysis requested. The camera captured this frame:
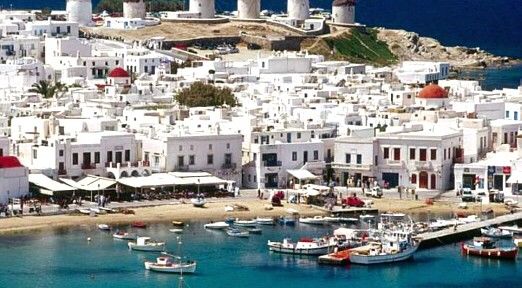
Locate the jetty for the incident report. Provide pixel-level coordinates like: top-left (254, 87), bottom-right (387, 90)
top-left (419, 212), bottom-right (522, 249)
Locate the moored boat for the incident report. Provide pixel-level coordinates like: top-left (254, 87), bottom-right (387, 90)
top-left (499, 225), bottom-right (522, 235)
top-left (255, 217), bottom-right (275, 225)
top-left (98, 224), bottom-right (110, 231)
top-left (226, 228), bottom-right (249, 238)
top-left (514, 237), bottom-right (522, 248)
top-left (172, 221), bottom-right (184, 227)
top-left (144, 256), bottom-right (196, 274)
top-left (481, 227), bottom-right (512, 238)
top-left (169, 229), bottom-right (183, 233)
top-left (267, 237), bottom-right (337, 255)
top-left (233, 219), bottom-right (257, 227)
top-left (461, 237), bottom-right (518, 260)
top-left (299, 216), bottom-right (327, 225)
top-left (131, 221), bottom-right (147, 229)
top-left (204, 221), bottom-right (229, 230)
top-left (318, 249), bottom-right (351, 265)
top-left (112, 230), bottom-right (136, 240)
top-left (278, 216), bottom-right (296, 226)
top-left (191, 198), bottom-right (206, 208)
top-left (247, 228), bottom-right (262, 234)
top-left (128, 237), bottom-right (166, 252)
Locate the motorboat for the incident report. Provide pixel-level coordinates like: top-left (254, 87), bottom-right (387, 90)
top-left (323, 216), bottom-right (341, 223)
top-left (318, 249), bottom-right (351, 265)
top-left (128, 237), bottom-right (166, 252)
top-left (481, 227), bottom-right (513, 238)
top-left (169, 229), bottom-right (183, 233)
top-left (226, 228), bottom-right (249, 238)
top-left (267, 237), bottom-right (337, 255)
top-left (248, 228), bottom-right (262, 234)
top-left (131, 221), bottom-right (147, 229)
top-left (348, 229), bottom-right (419, 265)
top-left (461, 237), bottom-right (518, 260)
top-left (98, 224), bottom-right (110, 231)
top-left (145, 256), bottom-right (196, 274)
top-left (278, 216), bottom-right (296, 226)
top-left (112, 231), bottom-right (136, 240)
top-left (255, 217), bottom-right (275, 225)
top-left (191, 198), bottom-right (206, 208)
top-left (299, 216), bottom-right (327, 225)
top-left (499, 225), bottom-right (522, 234)
top-left (204, 222), bottom-right (229, 230)
top-left (233, 219), bottom-right (257, 227)
top-left (172, 221), bottom-right (184, 227)
top-left (339, 217), bottom-right (359, 223)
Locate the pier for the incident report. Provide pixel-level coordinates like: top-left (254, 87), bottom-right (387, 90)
top-left (418, 212), bottom-right (522, 249)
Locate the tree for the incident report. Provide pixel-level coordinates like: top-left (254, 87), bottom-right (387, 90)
top-left (29, 81), bottom-right (57, 99)
top-left (175, 82), bottom-right (237, 107)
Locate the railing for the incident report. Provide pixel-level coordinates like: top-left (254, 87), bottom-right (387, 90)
top-left (331, 162), bottom-right (372, 170)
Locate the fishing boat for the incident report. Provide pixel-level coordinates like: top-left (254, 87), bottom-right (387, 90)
top-left (278, 216), bottom-right (296, 226)
top-left (204, 221), bottom-right (229, 230)
top-left (267, 237), bottom-right (337, 255)
top-left (131, 221), bottom-right (147, 229)
top-left (481, 227), bottom-right (512, 238)
top-left (98, 224), bottom-right (110, 231)
top-left (499, 225), bottom-right (522, 234)
top-left (190, 198), bottom-right (206, 208)
top-left (299, 216), bottom-right (327, 225)
top-left (226, 228), bottom-right (249, 238)
top-left (169, 229), bottom-right (184, 233)
top-left (318, 249), bottom-right (351, 265)
top-left (461, 237), bottom-right (518, 260)
top-left (248, 228), bottom-right (262, 234)
top-left (112, 231), bottom-right (136, 240)
top-left (348, 229), bottom-right (419, 265)
top-left (255, 217), bottom-right (275, 225)
top-left (323, 216), bottom-right (341, 223)
top-left (514, 237), bottom-right (522, 248)
top-left (172, 221), bottom-right (184, 227)
top-left (144, 256), bottom-right (196, 274)
top-left (233, 219), bottom-right (257, 227)
top-left (128, 237), bottom-right (166, 252)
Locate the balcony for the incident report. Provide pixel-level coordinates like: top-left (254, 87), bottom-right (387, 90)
top-left (263, 161), bottom-right (282, 167)
top-left (222, 162), bottom-right (237, 170)
top-left (81, 163), bottom-right (97, 170)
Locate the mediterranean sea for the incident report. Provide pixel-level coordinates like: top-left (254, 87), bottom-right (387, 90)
top-left (0, 222), bottom-right (519, 287)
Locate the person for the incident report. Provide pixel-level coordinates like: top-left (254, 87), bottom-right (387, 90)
top-left (257, 189), bottom-right (261, 199)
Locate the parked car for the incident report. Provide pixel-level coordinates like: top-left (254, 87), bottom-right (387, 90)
top-left (461, 188), bottom-right (475, 202)
top-left (364, 187), bottom-right (383, 198)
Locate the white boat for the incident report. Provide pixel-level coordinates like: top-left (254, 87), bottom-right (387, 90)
top-left (204, 221), bottom-right (229, 230)
top-left (191, 198), bottom-right (206, 207)
top-left (323, 216), bottom-right (341, 223)
top-left (299, 216), bottom-right (327, 225)
top-left (359, 215), bottom-right (376, 221)
top-left (457, 215), bottom-right (480, 224)
top-left (499, 225), bottom-right (522, 234)
top-left (481, 227), bottom-right (512, 238)
top-left (169, 229), bottom-right (184, 233)
top-left (128, 237), bottom-right (166, 252)
top-left (226, 228), bottom-right (249, 238)
top-left (78, 209), bottom-right (91, 215)
top-left (267, 237), bottom-right (337, 255)
top-left (144, 256), bottom-right (196, 274)
top-left (348, 229), bottom-right (419, 265)
top-left (255, 217), bottom-right (275, 225)
top-left (234, 219), bottom-right (257, 227)
top-left (428, 219), bottom-right (458, 230)
top-left (98, 224), bottom-right (110, 231)
top-left (339, 217), bottom-right (359, 223)
top-left (112, 231), bottom-right (136, 240)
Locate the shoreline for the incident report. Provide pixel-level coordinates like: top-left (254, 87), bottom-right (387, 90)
top-left (0, 198), bottom-right (511, 236)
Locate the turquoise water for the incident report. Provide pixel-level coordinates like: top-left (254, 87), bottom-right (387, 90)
top-left (0, 222), bottom-right (519, 287)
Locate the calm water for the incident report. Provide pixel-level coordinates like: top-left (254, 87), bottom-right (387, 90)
top-left (0, 222), bottom-right (519, 287)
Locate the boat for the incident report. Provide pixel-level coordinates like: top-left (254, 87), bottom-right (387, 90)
top-left (359, 215), bottom-right (376, 221)
top-left (323, 216), bottom-right (341, 223)
top-left (191, 198), bottom-right (206, 208)
top-left (299, 216), bottom-right (327, 225)
top-left (131, 221), bottom-right (147, 229)
top-left (267, 237), bottom-right (337, 255)
top-left (144, 256), bottom-right (196, 274)
top-left (247, 228), bottom-right (262, 234)
top-left (226, 228), bottom-right (249, 238)
top-left (128, 237), bottom-right (166, 252)
top-left (169, 229), bottom-right (184, 233)
top-left (112, 231), bottom-right (136, 240)
top-left (499, 225), bottom-right (522, 234)
top-left (318, 249), bottom-right (351, 265)
top-left (481, 227), bottom-right (513, 238)
top-left (457, 215), bottom-right (480, 224)
top-left (172, 221), bottom-right (184, 227)
top-left (348, 229), bottom-right (419, 265)
top-left (339, 217), bottom-right (359, 223)
top-left (233, 219), bottom-right (257, 227)
top-left (278, 216), bottom-right (296, 226)
top-left (98, 224), bottom-right (110, 231)
top-left (204, 222), bottom-right (229, 230)
top-left (78, 209), bottom-right (91, 215)
top-left (461, 237), bottom-right (518, 260)
top-left (255, 217), bottom-right (275, 225)
top-left (514, 237), bottom-right (522, 248)
top-left (224, 217), bottom-right (236, 224)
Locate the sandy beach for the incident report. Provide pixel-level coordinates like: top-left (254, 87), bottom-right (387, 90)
top-left (0, 198), bottom-right (512, 235)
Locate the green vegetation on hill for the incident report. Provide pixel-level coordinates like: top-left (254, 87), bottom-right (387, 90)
top-left (175, 82), bottom-right (238, 108)
top-left (95, 0), bottom-right (183, 13)
top-left (306, 28), bottom-right (398, 66)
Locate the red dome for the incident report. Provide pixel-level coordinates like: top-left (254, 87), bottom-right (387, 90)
top-left (108, 67), bottom-right (130, 78)
top-left (0, 156), bottom-right (24, 168)
top-left (418, 84), bottom-right (448, 99)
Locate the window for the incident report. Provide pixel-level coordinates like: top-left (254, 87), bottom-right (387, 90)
top-left (190, 145), bottom-right (194, 151)
top-left (94, 152), bottom-right (100, 164)
top-left (226, 143), bottom-right (230, 149)
top-left (189, 155), bottom-right (195, 165)
top-left (419, 149), bottom-right (427, 161)
top-left (154, 156), bottom-right (160, 166)
top-left (107, 151), bottom-right (113, 163)
top-left (297, 132), bottom-right (301, 139)
top-left (345, 154), bottom-right (351, 164)
top-left (209, 144), bottom-right (212, 150)
top-left (179, 145), bottom-right (183, 151)
top-left (515, 111), bottom-right (519, 120)
top-left (225, 153), bottom-right (232, 165)
top-left (409, 148), bottom-right (415, 160)
top-left (411, 174), bottom-right (417, 184)
top-left (313, 150), bottom-right (319, 160)
top-left (33, 149), bottom-right (37, 159)
top-left (72, 153), bottom-right (78, 165)
top-left (178, 156), bottom-right (184, 167)
top-left (393, 148), bottom-right (400, 161)
top-left (356, 154), bottom-right (362, 164)
top-left (431, 149), bottom-right (437, 160)
top-left (383, 147), bottom-right (389, 159)
top-left (292, 152), bottom-right (297, 161)
top-left (506, 111), bottom-right (510, 118)
top-left (207, 154), bottom-right (214, 165)
top-left (59, 149), bottom-right (64, 157)
top-left (125, 150), bottom-right (130, 162)
top-left (444, 149), bottom-right (447, 160)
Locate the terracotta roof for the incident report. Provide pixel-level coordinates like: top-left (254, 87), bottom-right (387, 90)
top-left (418, 84), bottom-right (448, 99)
top-left (333, 0), bottom-right (356, 6)
top-left (0, 156), bottom-right (24, 168)
top-left (108, 67), bottom-right (130, 78)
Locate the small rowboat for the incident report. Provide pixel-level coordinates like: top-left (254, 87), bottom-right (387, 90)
top-left (172, 221), bottom-right (184, 227)
top-left (144, 256), bottom-right (196, 274)
top-left (318, 249), bottom-right (351, 265)
top-left (226, 228), bottom-right (249, 238)
top-left (248, 228), bottom-right (262, 234)
top-left (204, 222), bottom-right (229, 230)
top-left (132, 221), bottom-right (147, 229)
top-left (234, 219), bottom-right (257, 227)
top-left (255, 217), bottom-right (275, 225)
top-left (128, 237), bottom-right (165, 252)
top-left (461, 237), bottom-right (518, 260)
top-left (113, 231), bottom-right (136, 240)
top-left (169, 229), bottom-right (183, 233)
top-left (98, 224), bottom-right (110, 231)
top-left (191, 198), bottom-right (206, 208)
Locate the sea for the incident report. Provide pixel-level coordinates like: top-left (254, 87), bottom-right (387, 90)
top-left (2, 0), bottom-right (521, 89)
top-left (0, 222), bottom-right (519, 287)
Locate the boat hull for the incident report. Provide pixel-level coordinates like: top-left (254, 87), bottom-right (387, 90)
top-left (128, 243), bottom-right (165, 252)
top-left (349, 245), bottom-right (418, 265)
top-left (113, 234), bottom-right (135, 240)
top-left (268, 243), bottom-right (335, 255)
top-left (461, 244), bottom-right (518, 260)
top-left (144, 262), bottom-right (196, 273)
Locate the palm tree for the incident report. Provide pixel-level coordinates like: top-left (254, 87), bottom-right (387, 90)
top-left (29, 80), bottom-right (56, 99)
top-left (54, 82), bottom-right (68, 98)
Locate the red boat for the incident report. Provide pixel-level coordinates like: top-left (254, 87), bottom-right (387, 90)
top-left (131, 221), bottom-right (147, 229)
top-left (461, 237), bottom-right (518, 260)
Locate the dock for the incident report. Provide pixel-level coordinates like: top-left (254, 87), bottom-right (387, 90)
top-left (313, 205), bottom-right (379, 216)
top-left (419, 212), bottom-right (522, 249)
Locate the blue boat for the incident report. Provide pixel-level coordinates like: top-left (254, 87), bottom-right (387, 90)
top-left (278, 217), bottom-right (296, 226)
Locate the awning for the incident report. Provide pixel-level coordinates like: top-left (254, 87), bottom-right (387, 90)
top-left (29, 174), bottom-right (75, 195)
top-left (168, 172), bottom-right (228, 185)
top-left (118, 173), bottom-right (187, 189)
top-left (287, 169), bottom-right (320, 180)
top-left (60, 175), bottom-right (117, 191)
top-left (506, 173), bottom-right (522, 184)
